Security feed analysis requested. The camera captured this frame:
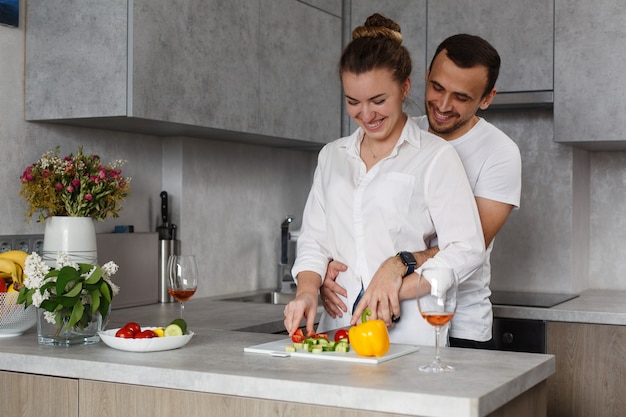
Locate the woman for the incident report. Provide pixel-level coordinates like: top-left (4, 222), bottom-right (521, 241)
top-left (283, 14), bottom-right (484, 346)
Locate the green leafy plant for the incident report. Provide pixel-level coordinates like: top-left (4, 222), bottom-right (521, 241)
top-left (20, 146), bottom-right (131, 222)
top-left (17, 252), bottom-right (119, 332)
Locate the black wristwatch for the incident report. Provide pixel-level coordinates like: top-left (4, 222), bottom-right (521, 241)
top-left (396, 251), bottom-right (417, 278)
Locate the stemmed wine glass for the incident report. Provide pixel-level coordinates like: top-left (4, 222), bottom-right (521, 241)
top-left (167, 255), bottom-right (198, 319)
top-left (417, 266), bottom-right (458, 373)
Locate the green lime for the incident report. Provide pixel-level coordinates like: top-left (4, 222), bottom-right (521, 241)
top-left (164, 324), bottom-right (184, 337)
top-left (169, 318), bottom-right (188, 334)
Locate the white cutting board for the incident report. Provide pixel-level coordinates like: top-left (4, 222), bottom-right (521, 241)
top-left (244, 338), bottom-right (420, 364)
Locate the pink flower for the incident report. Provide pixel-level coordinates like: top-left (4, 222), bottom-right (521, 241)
top-left (84, 194), bottom-right (93, 201)
top-left (41, 169), bottom-right (51, 178)
top-left (55, 182), bottom-right (63, 191)
top-left (71, 179), bottom-right (80, 188)
top-left (66, 185), bottom-right (74, 193)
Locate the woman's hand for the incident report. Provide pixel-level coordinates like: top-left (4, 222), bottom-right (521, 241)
top-left (320, 260), bottom-right (348, 318)
top-left (283, 272), bottom-right (322, 336)
top-left (350, 256), bottom-right (405, 327)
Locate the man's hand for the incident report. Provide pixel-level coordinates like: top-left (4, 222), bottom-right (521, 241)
top-left (350, 256), bottom-right (405, 327)
top-left (320, 260), bottom-right (348, 318)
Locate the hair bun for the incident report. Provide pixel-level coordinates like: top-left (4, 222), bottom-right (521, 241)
top-left (352, 13), bottom-right (403, 44)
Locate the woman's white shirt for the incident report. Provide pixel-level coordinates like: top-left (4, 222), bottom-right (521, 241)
top-left (292, 118), bottom-right (485, 345)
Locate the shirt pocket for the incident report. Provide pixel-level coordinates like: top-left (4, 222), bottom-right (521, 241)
top-left (374, 172), bottom-right (414, 215)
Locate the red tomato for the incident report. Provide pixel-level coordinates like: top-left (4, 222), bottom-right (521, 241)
top-left (122, 322), bottom-right (141, 335)
top-left (334, 329), bottom-right (349, 343)
top-left (291, 328), bottom-right (305, 343)
top-left (315, 333), bottom-right (329, 340)
top-left (115, 328), bottom-right (135, 338)
top-left (134, 330), bottom-right (156, 339)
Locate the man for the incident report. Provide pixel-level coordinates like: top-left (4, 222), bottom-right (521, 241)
top-left (320, 34), bottom-right (522, 348)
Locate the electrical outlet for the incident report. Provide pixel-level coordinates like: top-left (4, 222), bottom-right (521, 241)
top-left (32, 239), bottom-right (44, 255)
top-left (0, 241), bottom-right (12, 252)
top-left (15, 240), bottom-right (30, 252)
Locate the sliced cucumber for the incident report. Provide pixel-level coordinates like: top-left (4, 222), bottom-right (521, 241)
top-left (285, 345), bottom-right (296, 353)
top-left (335, 342), bottom-right (350, 352)
top-left (164, 323), bottom-right (183, 336)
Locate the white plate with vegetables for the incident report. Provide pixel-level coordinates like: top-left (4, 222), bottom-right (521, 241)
top-left (99, 320), bottom-right (194, 352)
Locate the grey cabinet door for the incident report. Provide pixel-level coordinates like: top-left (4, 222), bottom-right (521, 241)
top-left (427, 0), bottom-right (554, 94)
top-left (554, 0), bottom-right (626, 149)
top-left (259, 0), bottom-right (342, 144)
top-left (347, 0), bottom-right (427, 134)
top-left (131, 0), bottom-right (259, 133)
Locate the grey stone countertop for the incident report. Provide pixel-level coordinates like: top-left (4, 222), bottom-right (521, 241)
top-left (492, 289), bottom-right (626, 325)
top-left (0, 297), bottom-right (555, 417)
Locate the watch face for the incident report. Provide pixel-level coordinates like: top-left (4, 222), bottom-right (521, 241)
top-left (399, 251), bottom-right (416, 267)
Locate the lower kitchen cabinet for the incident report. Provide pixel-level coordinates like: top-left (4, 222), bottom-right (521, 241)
top-left (546, 321), bottom-right (626, 417)
top-left (0, 371), bottom-right (78, 417)
top-left (0, 370), bottom-right (547, 417)
top-left (79, 379), bottom-right (545, 417)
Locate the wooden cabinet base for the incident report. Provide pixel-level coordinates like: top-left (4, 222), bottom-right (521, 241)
top-left (79, 379), bottom-right (546, 417)
top-left (547, 321), bottom-right (626, 417)
top-left (0, 371), bottom-right (78, 417)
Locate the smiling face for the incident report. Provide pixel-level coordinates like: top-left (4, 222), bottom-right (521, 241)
top-left (424, 51), bottom-right (496, 141)
top-left (342, 68), bottom-right (410, 145)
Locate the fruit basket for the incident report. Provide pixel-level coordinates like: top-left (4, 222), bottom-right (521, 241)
top-left (0, 292), bottom-right (37, 337)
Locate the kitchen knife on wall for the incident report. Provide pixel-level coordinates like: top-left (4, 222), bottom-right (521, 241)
top-left (157, 191), bottom-right (171, 240)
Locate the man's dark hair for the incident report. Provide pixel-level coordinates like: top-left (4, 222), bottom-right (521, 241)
top-left (430, 34), bottom-right (501, 98)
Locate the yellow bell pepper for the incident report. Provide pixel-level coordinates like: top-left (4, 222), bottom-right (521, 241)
top-left (349, 309), bottom-right (390, 357)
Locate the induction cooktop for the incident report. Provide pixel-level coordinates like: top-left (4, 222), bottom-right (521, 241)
top-left (490, 291), bottom-right (579, 308)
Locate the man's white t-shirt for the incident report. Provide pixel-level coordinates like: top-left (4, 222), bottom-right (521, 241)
top-left (415, 115), bottom-right (522, 341)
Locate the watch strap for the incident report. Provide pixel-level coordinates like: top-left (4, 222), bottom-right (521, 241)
top-left (396, 251), bottom-right (416, 278)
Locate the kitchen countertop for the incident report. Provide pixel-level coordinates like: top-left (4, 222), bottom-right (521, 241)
top-left (492, 289), bottom-right (626, 325)
top-left (0, 298), bottom-right (554, 417)
top-left (1, 288), bottom-right (621, 416)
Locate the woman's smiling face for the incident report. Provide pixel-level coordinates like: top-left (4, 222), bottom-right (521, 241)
top-left (342, 68), bottom-right (410, 144)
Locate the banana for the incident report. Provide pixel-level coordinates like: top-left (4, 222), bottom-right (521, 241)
top-left (0, 258), bottom-right (19, 284)
top-left (0, 250), bottom-right (28, 269)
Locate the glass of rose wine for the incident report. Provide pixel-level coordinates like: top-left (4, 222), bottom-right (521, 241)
top-left (167, 255), bottom-right (198, 319)
top-left (417, 266), bottom-right (458, 373)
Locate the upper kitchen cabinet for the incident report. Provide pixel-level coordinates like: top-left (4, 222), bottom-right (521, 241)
top-left (257, 0), bottom-right (341, 145)
top-left (554, 0), bottom-right (626, 150)
top-left (427, 0), bottom-right (554, 108)
top-left (346, 1), bottom-right (427, 134)
top-left (25, 0), bottom-right (341, 149)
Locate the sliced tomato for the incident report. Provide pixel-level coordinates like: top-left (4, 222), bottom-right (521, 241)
top-left (291, 328), bottom-right (305, 343)
top-left (314, 333), bottom-right (329, 340)
top-left (334, 329), bottom-right (349, 343)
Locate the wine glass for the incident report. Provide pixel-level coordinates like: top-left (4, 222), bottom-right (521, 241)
top-left (167, 255), bottom-right (198, 319)
top-left (417, 266), bottom-right (458, 373)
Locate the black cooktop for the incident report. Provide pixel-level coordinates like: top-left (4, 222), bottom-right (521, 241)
top-left (490, 291), bottom-right (579, 308)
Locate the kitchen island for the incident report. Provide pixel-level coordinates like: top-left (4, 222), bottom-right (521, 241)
top-left (0, 299), bottom-right (553, 417)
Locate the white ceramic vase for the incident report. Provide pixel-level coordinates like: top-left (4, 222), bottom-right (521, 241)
top-left (42, 216), bottom-right (97, 265)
